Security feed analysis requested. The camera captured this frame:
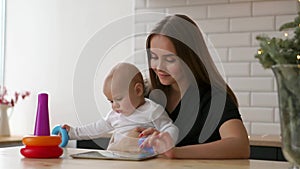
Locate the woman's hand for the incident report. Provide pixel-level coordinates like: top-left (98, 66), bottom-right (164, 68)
top-left (162, 147), bottom-right (176, 159)
top-left (136, 127), bottom-right (175, 156)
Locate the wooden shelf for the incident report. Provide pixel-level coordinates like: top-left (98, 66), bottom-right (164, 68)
top-left (0, 136), bottom-right (23, 147)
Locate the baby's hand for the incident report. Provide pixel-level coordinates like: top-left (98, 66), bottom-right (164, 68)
top-left (52, 125), bottom-right (70, 147)
top-left (61, 124), bottom-right (71, 132)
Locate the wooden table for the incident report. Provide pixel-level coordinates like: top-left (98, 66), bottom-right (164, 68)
top-left (0, 146), bottom-right (291, 169)
top-left (0, 134), bottom-right (282, 148)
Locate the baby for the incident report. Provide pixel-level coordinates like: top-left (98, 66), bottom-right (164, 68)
top-left (63, 62), bottom-right (178, 152)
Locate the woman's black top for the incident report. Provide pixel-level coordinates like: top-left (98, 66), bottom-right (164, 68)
top-left (166, 85), bottom-right (242, 147)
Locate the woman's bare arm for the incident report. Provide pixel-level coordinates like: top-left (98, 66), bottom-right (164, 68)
top-left (165, 119), bottom-right (250, 159)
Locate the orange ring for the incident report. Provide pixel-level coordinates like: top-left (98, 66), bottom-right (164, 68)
top-left (22, 135), bottom-right (61, 146)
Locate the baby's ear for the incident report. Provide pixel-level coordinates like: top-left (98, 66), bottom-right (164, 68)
top-left (135, 83), bottom-right (144, 96)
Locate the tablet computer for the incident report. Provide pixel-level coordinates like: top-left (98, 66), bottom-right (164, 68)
top-left (70, 150), bottom-right (157, 161)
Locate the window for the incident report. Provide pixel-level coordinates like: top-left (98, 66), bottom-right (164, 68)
top-left (0, 0), bottom-right (5, 85)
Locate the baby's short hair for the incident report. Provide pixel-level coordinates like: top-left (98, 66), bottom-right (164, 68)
top-left (104, 62), bottom-right (144, 93)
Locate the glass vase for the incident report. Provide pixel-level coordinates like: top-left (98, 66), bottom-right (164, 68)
top-left (272, 64), bottom-right (300, 169)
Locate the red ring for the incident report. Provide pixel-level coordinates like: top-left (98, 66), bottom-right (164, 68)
top-left (22, 136), bottom-right (61, 146)
top-left (20, 146), bottom-right (63, 158)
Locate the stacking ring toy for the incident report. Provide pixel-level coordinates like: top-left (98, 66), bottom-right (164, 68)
top-left (138, 137), bottom-right (154, 154)
top-left (22, 135), bottom-right (61, 146)
top-left (21, 146), bottom-right (63, 158)
top-left (52, 125), bottom-right (69, 147)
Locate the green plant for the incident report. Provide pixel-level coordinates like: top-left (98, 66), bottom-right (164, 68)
top-left (255, 12), bottom-right (300, 68)
top-left (255, 6), bottom-right (300, 167)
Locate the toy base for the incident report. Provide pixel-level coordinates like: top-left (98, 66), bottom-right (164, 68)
top-left (20, 146), bottom-right (63, 158)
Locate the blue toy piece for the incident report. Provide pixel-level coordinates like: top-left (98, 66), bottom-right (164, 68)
top-left (138, 137), bottom-right (154, 154)
top-left (51, 125), bottom-right (69, 147)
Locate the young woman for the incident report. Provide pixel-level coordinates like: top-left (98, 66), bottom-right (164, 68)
top-left (138, 14), bottom-right (250, 159)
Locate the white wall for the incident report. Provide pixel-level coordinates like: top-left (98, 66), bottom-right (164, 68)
top-left (5, 0), bottom-right (134, 135)
top-left (6, 0), bottom-right (297, 138)
top-left (134, 0), bottom-right (298, 136)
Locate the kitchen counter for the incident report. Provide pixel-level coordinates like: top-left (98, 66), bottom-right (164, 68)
top-left (248, 135), bottom-right (285, 161)
top-left (249, 135), bottom-right (281, 147)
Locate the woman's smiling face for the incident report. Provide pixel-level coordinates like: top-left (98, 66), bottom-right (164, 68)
top-left (149, 35), bottom-right (186, 87)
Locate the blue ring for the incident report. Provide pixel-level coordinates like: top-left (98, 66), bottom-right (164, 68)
top-left (51, 125), bottom-right (69, 147)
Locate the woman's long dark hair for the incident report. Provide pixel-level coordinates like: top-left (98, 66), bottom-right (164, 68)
top-left (146, 14), bottom-right (238, 106)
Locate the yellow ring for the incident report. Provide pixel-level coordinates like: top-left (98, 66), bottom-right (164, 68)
top-left (22, 135), bottom-right (61, 146)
